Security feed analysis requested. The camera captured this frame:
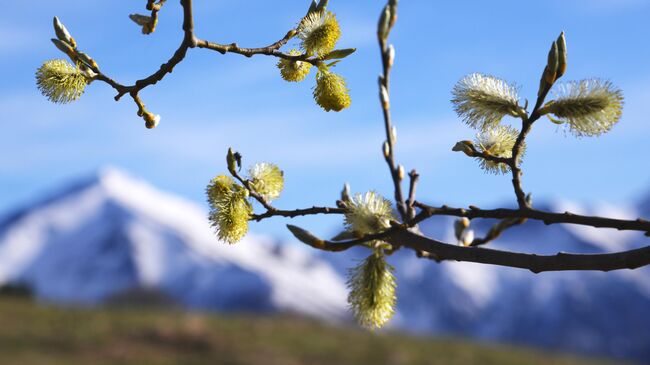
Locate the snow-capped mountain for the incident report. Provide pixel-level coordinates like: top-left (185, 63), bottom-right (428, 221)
top-left (1, 168), bottom-right (649, 362)
top-left (0, 167), bottom-right (348, 320)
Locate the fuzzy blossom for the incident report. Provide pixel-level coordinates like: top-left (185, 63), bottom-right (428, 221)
top-left (474, 125), bottom-right (522, 174)
top-left (35, 59), bottom-right (88, 104)
top-left (298, 10), bottom-right (341, 56)
top-left (452, 73), bottom-right (521, 130)
top-left (347, 251), bottom-right (397, 329)
top-left (344, 191), bottom-right (394, 235)
top-left (248, 163), bottom-right (284, 201)
top-left (277, 49), bottom-right (312, 82)
top-left (206, 175), bottom-right (252, 244)
top-left (313, 69), bottom-right (351, 112)
top-left (546, 79), bottom-right (623, 137)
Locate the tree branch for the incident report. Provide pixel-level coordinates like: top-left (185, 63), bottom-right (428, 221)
top-left (377, 6), bottom-right (407, 221)
top-left (509, 114), bottom-right (534, 208)
top-left (251, 206), bottom-right (345, 222)
top-left (91, 0), bottom-right (321, 120)
top-left (386, 229), bottom-right (650, 273)
top-left (413, 202), bottom-right (650, 235)
top-left (194, 31), bottom-right (323, 66)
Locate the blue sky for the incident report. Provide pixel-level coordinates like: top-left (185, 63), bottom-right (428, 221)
top-left (1, 0), bottom-right (650, 238)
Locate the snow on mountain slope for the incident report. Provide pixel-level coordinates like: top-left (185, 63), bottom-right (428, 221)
top-left (0, 167), bottom-right (348, 320)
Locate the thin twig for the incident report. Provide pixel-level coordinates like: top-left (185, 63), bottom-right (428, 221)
top-left (406, 169), bottom-right (419, 220)
top-left (378, 17), bottom-right (407, 220)
top-left (252, 206), bottom-right (345, 222)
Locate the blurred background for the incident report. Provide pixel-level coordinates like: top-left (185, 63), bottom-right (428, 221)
top-left (1, 0), bottom-right (649, 364)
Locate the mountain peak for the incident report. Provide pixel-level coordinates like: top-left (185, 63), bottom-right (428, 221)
top-left (95, 166), bottom-right (140, 188)
top-left (0, 168), bottom-right (349, 319)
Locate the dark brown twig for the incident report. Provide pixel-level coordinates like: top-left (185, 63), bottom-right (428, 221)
top-left (252, 206), bottom-right (345, 222)
top-left (413, 202), bottom-right (650, 235)
top-left (386, 229), bottom-right (650, 273)
top-left (406, 169), bottom-right (419, 221)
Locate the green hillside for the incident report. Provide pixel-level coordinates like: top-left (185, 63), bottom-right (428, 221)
top-left (0, 298), bottom-right (621, 365)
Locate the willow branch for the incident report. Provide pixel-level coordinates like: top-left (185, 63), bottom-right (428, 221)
top-left (378, 8), bottom-right (407, 221)
top-left (406, 169), bottom-right (420, 220)
top-left (508, 50), bottom-right (559, 208)
top-left (251, 206), bottom-right (344, 222)
top-left (413, 202), bottom-right (650, 235)
top-left (289, 225), bottom-right (401, 253)
top-left (509, 114), bottom-right (534, 208)
top-left (386, 229), bottom-right (650, 273)
top-left (91, 0), bottom-right (320, 116)
top-left (195, 31), bottom-right (322, 66)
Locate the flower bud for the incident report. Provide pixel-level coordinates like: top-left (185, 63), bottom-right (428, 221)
top-left (460, 229), bottom-right (475, 246)
top-left (377, 5), bottom-right (391, 41)
top-left (53, 17), bottom-right (76, 49)
top-left (387, 44), bottom-right (395, 68)
top-left (544, 41), bottom-right (559, 85)
top-left (453, 217), bottom-right (470, 240)
top-left (341, 183), bottom-right (351, 202)
top-left (380, 85), bottom-right (390, 109)
top-left (51, 38), bottom-right (76, 59)
top-left (382, 141), bottom-right (390, 159)
top-left (143, 111), bottom-right (160, 129)
top-left (556, 32), bottom-right (567, 79)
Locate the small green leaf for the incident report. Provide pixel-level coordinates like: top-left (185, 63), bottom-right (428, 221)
top-left (547, 115), bottom-right (566, 125)
top-left (321, 48), bottom-right (356, 60)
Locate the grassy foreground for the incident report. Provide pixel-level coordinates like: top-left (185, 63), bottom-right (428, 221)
top-left (0, 298), bottom-right (618, 365)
